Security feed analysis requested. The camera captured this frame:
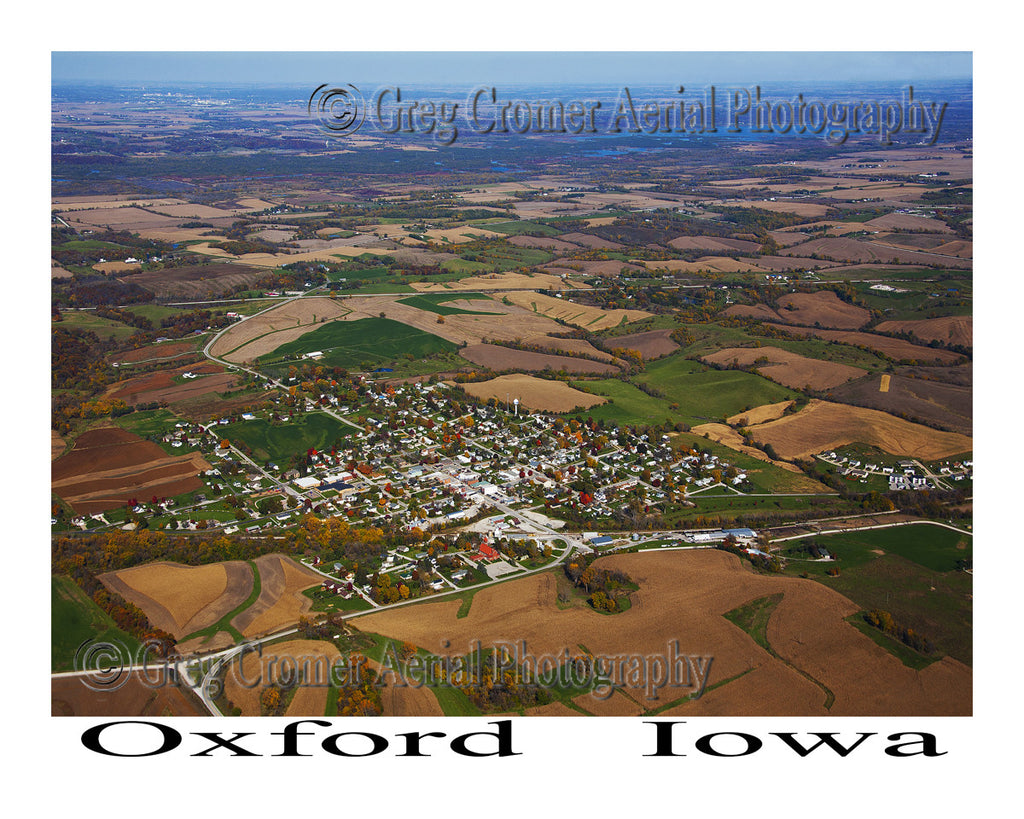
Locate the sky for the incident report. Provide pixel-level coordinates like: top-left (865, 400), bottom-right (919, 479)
top-left (51, 51), bottom-right (972, 86)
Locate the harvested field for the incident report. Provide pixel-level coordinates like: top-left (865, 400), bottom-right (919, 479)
top-left (715, 200), bottom-right (832, 218)
top-left (106, 362), bottom-right (239, 406)
top-left (875, 316), bottom-right (972, 348)
top-left (557, 232), bottom-right (623, 250)
top-left (410, 271), bottom-right (582, 292)
top-left (687, 423), bottom-right (814, 477)
top-left (726, 400), bottom-right (794, 426)
top-left (774, 291), bottom-right (871, 329)
top-left (541, 260), bottom-right (646, 277)
top-left (231, 554), bottom-right (323, 639)
top-left (63, 205), bottom-right (185, 231)
top-left (861, 213), bottom-right (953, 233)
top-left (641, 258), bottom-right (774, 274)
top-left (772, 325), bottom-right (965, 365)
top-left (779, 237), bottom-right (972, 268)
top-left (98, 561), bottom-right (254, 640)
top-left (51, 426), bottom-right (210, 513)
top-left (112, 339), bottom-right (200, 365)
top-left (224, 639), bottom-right (343, 717)
top-left (497, 290), bottom-right (652, 330)
top-left (668, 236), bottom-right (761, 253)
top-left (701, 346), bottom-right (866, 391)
top-left (209, 296), bottom-right (351, 362)
top-left (118, 263), bottom-right (266, 300)
top-left (606, 328), bottom-right (679, 360)
top-left (93, 261), bottom-right (142, 274)
top-left (352, 550), bottom-right (969, 715)
top-left (829, 369), bottom-right (972, 435)
top-left (459, 374), bottom-right (607, 412)
top-left (871, 234), bottom-right (972, 258)
top-left (746, 399), bottom-right (973, 460)
top-left (460, 344), bottom-right (620, 374)
top-left (51, 669), bottom-right (205, 717)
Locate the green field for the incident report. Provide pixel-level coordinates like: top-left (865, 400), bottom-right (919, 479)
top-left (55, 311), bottom-right (137, 340)
top-left (260, 317), bottom-right (458, 369)
top-left (52, 575), bottom-right (141, 672)
top-left (569, 378), bottom-right (684, 427)
top-left (397, 292), bottom-right (500, 316)
top-left (778, 523), bottom-right (972, 664)
top-left (637, 354), bottom-right (799, 423)
top-left (219, 412), bottom-right (354, 463)
top-left (113, 408), bottom-right (181, 439)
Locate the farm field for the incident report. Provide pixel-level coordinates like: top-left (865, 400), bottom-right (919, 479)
top-left (52, 575), bottom-right (141, 672)
top-left (230, 554), bottom-right (324, 638)
top-left (497, 289), bottom-right (652, 330)
top-left (604, 328), bottom-right (679, 360)
top-left (777, 524), bottom-right (973, 664)
top-left (209, 296), bottom-right (351, 362)
top-left (352, 549), bottom-right (970, 715)
top-left (772, 325), bottom-right (966, 365)
top-left (701, 346), bottom-right (867, 391)
top-left (51, 426), bottom-right (210, 513)
top-left (258, 317), bottom-right (458, 370)
top-left (746, 399), bottom-right (973, 461)
top-left (98, 561), bottom-right (254, 640)
top-left (829, 369), bottom-right (972, 436)
top-left (460, 343), bottom-right (620, 375)
top-left (459, 374), bottom-right (607, 413)
top-left (874, 316), bottom-right (973, 348)
top-left (636, 354), bottom-right (799, 424)
top-left (106, 361), bottom-right (240, 406)
top-left (218, 412), bottom-right (354, 463)
top-left (51, 668), bottom-right (206, 718)
top-left (118, 263), bottom-right (267, 300)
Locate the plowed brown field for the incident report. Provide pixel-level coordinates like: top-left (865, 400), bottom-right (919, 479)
top-left (51, 427), bottom-right (210, 513)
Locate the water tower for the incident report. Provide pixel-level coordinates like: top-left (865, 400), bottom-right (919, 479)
top-left (513, 398), bottom-right (519, 417)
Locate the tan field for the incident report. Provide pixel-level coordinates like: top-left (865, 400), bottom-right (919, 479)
top-left (640, 257), bottom-right (773, 274)
top-left (411, 271), bottom-right (585, 292)
top-left (224, 639), bottom-right (344, 717)
top-left (459, 374), bottom-right (607, 413)
top-left (726, 400), bottom-right (794, 426)
top-left (875, 316), bottom-right (972, 348)
top-left (92, 261), bottom-right (142, 274)
top-left (702, 346), bottom-right (866, 391)
top-left (188, 242), bottom-right (396, 267)
top-left (230, 554), bottom-right (324, 638)
top-left (746, 398), bottom-right (973, 460)
top-left (351, 550), bottom-right (970, 715)
top-left (497, 290), bottom-right (652, 330)
top-left (775, 291), bottom-right (871, 329)
top-left (209, 296), bottom-right (351, 362)
top-left (98, 561), bottom-right (254, 640)
top-left (773, 325), bottom-right (965, 365)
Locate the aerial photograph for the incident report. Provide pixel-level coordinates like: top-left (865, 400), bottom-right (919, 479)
top-left (49, 50), bottom-right (974, 726)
